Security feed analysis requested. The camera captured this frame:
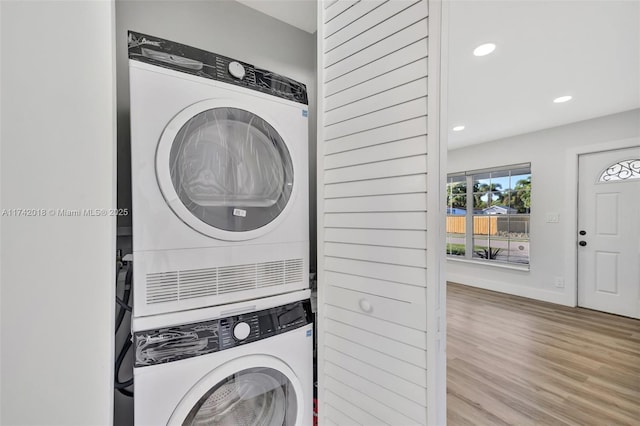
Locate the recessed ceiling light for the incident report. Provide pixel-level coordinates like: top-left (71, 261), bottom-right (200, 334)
top-left (452, 125), bottom-right (465, 132)
top-left (553, 95), bottom-right (573, 103)
top-left (473, 43), bottom-right (496, 57)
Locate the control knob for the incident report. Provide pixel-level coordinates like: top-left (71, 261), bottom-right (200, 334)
top-left (228, 61), bottom-right (246, 80)
top-left (233, 321), bottom-right (251, 340)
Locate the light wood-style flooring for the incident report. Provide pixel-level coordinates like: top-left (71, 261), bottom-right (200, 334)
top-left (447, 282), bottom-right (640, 426)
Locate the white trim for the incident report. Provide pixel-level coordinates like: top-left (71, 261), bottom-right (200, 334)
top-left (564, 136), bottom-right (640, 308)
top-left (427, 1), bottom-right (447, 424)
top-left (107, 1), bottom-right (117, 423)
top-left (315, 2), bottom-right (327, 424)
top-left (447, 256), bottom-right (530, 271)
top-left (451, 162), bottom-right (531, 176)
top-left (447, 273), bottom-right (570, 306)
top-left (464, 174), bottom-right (473, 259)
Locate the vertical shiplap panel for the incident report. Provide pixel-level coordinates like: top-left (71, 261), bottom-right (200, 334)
top-left (317, 1), bottom-right (445, 425)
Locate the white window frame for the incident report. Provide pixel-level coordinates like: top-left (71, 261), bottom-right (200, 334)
top-left (447, 163), bottom-right (531, 269)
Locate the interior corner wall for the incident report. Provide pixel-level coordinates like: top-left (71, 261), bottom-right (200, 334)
top-left (114, 1), bottom-right (318, 272)
top-left (446, 108), bottom-right (640, 306)
top-left (0, 1), bottom-right (116, 425)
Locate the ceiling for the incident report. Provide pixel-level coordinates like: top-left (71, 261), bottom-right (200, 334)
top-left (238, 0), bottom-right (640, 149)
top-left (447, 0), bottom-right (639, 149)
top-left (236, 0), bottom-right (317, 33)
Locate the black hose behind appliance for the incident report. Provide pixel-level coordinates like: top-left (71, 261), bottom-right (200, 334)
top-left (115, 262), bottom-right (133, 397)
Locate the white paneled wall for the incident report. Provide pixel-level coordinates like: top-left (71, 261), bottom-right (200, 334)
top-left (317, 1), bottom-right (446, 425)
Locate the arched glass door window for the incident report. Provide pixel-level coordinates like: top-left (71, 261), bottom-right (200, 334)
top-left (598, 159), bottom-right (640, 183)
top-left (168, 107), bottom-right (294, 232)
top-left (182, 367), bottom-right (297, 426)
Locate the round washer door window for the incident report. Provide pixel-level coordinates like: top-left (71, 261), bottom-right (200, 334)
top-left (158, 103), bottom-right (294, 240)
top-left (182, 367), bottom-right (298, 426)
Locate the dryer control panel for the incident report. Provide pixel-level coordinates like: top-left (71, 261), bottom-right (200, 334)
top-left (128, 31), bottom-right (308, 105)
top-left (133, 299), bottom-right (312, 367)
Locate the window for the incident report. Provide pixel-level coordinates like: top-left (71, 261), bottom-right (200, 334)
top-left (447, 164), bottom-right (531, 267)
top-left (598, 159), bottom-right (640, 182)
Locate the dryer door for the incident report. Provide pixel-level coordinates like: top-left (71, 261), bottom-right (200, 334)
top-left (156, 99), bottom-right (295, 241)
top-left (169, 361), bottom-right (303, 426)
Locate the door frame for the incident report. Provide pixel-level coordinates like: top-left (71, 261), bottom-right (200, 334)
top-left (563, 137), bottom-right (640, 307)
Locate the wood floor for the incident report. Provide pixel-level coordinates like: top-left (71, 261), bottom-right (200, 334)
top-left (447, 282), bottom-right (640, 426)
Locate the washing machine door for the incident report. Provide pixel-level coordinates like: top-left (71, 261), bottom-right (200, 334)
top-left (168, 357), bottom-right (303, 426)
top-left (156, 99), bottom-right (295, 241)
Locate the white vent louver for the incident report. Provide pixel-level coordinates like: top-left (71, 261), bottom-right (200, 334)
top-left (145, 259), bottom-right (304, 305)
top-left (285, 258), bottom-right (303, 284)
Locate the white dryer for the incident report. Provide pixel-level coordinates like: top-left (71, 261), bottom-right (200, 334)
top-left (128, 32), bottom-right (309, 318)
top-left (133, 290), bottom-right (313, 426)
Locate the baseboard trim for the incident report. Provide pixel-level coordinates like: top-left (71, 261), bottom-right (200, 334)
top-left (446, 273), bottom-right (572, 307)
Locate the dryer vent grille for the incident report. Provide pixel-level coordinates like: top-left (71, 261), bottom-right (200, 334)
top-left (285, 258), bottom-right (304, 284)
top-left (145, 259), bottom-right (304, 305)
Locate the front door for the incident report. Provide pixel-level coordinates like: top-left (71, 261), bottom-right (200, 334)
top-left (577, 146), bottom-right (640, 318)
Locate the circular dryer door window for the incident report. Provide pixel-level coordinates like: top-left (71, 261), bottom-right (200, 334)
top-left (157, 102), bottom-right (295, 241)
top-left (181, 367), bottom-right (298, 426)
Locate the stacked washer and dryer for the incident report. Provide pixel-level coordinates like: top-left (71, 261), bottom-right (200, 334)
top-left (128, 32), bottom-right (313, 425)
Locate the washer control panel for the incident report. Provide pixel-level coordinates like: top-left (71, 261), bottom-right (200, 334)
top-left (134, 299), bottom-right (312, 367)
top-left (218, 299), bottom-right (311, 351)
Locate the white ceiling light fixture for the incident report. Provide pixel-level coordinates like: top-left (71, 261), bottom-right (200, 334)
top-left (553, 95), bottom-right (573, 103)
top-left (473, 43), bottom-right (496, 57)
top-left (452, 125), bottom-right (466, 131)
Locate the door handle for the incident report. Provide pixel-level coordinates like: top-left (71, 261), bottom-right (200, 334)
top-left (579, 241), bottom-right (587, 247)
top-left (359, 298), bottom-right (373, 313)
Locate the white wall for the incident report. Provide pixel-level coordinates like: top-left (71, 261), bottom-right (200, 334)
top-left (447, 109), bottom-right (640, 306)
top-left (115, 1), bottom-right (317, 265)
top-left (0, 1), bottom-right (116, 425)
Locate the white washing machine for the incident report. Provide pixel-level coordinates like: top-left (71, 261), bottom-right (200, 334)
top-left (128, 32), bottom-right (309, 318)
top-left (133, 290), bottom-right (313, 426)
